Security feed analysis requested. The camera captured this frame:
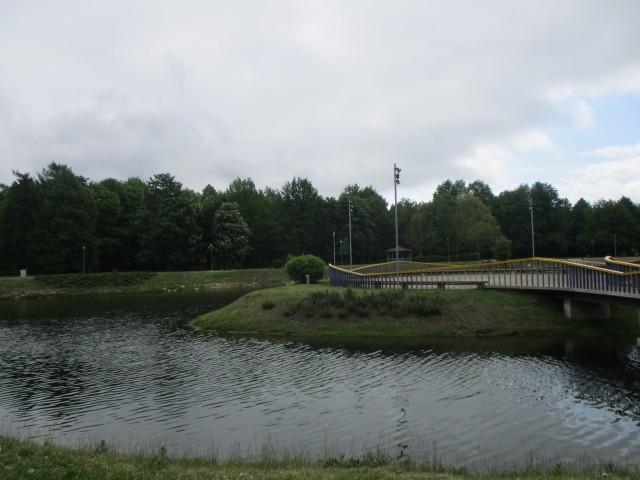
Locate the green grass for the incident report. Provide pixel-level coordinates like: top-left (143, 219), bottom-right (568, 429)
top-left (0, 268), bottom-right (290, 299)
top-left (192, 284), bottom-right (640, 337)
top-left (1, 435), bottom-right (637, 480)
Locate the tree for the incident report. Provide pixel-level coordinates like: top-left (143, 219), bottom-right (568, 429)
top-left (493, 185), bottom-right (533, 258)
top-left (90, 182), bottom-right (123, 271)
top-left (577, 197), bottom-right (640, 257)
top-left (280, 177), bottom-right (322, 255)
top-left (0, 172), bottom-right (40, 274)
top-left (32, 163), bottom-right (97, 274)
top-left (212, 202), bottom-right (252, 268)
top-left (223, 177), bottom-right (280, 267)
top-left (454, 194), bottom-right (506, 257)
top-left (136, 173), bottom-right (202, 270)
top-left (340, 185), bottom-right (391, 263)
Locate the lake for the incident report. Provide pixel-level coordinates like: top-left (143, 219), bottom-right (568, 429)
top-left (1, 290), bottom-right (639, 471)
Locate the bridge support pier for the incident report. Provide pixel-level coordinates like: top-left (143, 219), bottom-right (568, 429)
top-left (563, 298), bottom-right (610, 320)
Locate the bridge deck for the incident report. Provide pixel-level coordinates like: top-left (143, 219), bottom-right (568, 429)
top-left (328, 257), bottom-right (640, 305)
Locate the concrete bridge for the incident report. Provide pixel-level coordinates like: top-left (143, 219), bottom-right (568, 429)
top-left (328, 256), bottom-right (640, 320)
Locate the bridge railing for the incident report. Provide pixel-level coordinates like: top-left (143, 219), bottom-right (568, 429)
top-left (328, 257), bottom-right (640, 298)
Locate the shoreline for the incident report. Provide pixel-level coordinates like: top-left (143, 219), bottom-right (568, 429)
top-left (192, 283), bottom-right (640, 337)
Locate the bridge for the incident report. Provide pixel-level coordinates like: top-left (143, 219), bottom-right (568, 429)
top-left (328, 256), bottom-right (640, 320)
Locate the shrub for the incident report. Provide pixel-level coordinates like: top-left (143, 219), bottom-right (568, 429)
top-left (271, 259), bottom-right (284, 269)
top-left (262, 300), bottom-right (275, 310)
top-left (285, 254), bottom-right (326, 284)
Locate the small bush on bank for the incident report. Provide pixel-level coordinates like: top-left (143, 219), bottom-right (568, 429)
top-left (285, 255), bottom-right (326, 284)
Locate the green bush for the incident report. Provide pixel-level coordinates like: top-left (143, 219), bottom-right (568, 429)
top-left (285, 254), bottom-right (326, 284)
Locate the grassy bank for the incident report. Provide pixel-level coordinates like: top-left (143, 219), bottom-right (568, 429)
top-left (192, 284), bottom-right (640, 337)
top-left (0, 268), bottom-right (290, 300)
top-left (1, 436), bottom-right (636, 480)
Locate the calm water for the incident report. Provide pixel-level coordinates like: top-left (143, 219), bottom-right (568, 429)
top-left (1, 291), bottom-right (639, 470)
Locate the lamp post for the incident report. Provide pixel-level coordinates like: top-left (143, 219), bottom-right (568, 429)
top-left (209, 243), bottom-right (213, 271)
top-left (394, 164), bottom-right (401, 263)
top-left (348, 199), bottom-right (353, 270)
top-left (332, 231), bottom-right (336, 265)
top-left (82, 246), bottom-right (86, 274)
top-left (394, 164), bottom-right (401, 288)
top-left (340, 240), bottom-right (343, 265)
top-left (529, 197), bottom-right (535, 259)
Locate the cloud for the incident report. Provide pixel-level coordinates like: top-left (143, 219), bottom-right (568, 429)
top-left (558, 143), bottom-right (640, 203)
top-left (1, 0), bottom-right (640, 203)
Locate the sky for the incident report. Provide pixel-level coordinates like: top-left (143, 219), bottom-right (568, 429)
top-left (1, 0), bottom-right (640, 206)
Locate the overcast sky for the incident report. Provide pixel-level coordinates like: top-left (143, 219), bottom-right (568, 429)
top-left (1, 0), bottom-right (640, 205)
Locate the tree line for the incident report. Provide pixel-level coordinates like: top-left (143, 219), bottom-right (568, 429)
top-left (0, 163), bottom-right (638, 275)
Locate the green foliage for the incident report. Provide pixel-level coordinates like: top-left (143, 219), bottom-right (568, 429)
top-left (212, 202), bottom-right (252, 268)
top-left (271, 258), bottom-right (284, 269)
top-left (287, 288), bottom-right (442, 320)
top-left (262, 300), bottom-right (275, 310)
top-left (285, 254), bottom-right (326, 283)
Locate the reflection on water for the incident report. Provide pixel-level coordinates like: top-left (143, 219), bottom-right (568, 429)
top-left (1, 291), bottom-right (639, 470)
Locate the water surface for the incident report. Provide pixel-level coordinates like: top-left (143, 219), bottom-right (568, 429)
top-left (1, 291), bottom-right (639, 470)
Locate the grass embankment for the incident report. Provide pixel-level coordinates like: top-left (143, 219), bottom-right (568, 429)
top-left (193, 284), bottom-right (640, 337)
top-left (1, 436), bottom-right (636, 480)
top-left (0, 268), bottom-right (290, 300)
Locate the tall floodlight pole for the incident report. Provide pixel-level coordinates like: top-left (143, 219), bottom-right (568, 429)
top-left (529, 197), bottom-right (535, 258)
top-left (394, 164), bottom-right (401, 261)
top-left (333, 231), bottom-right (336, 265)
top-left (394, 164), bottom-right (401, 287)
top-left (348, 199), bottom-right (353, 270)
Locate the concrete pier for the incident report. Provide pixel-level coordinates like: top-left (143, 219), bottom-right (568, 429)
top-left (563, 298), bottom-right (611, 320)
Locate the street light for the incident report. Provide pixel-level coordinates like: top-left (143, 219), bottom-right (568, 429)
top-left (82, 246), bottom-right (86, 274)
top-left (394, 164), bottom-right (401, 263)
top-left (209, 243), bottom-right (213, 271)
top-left (529, 197), bottom-right (535, 258)
top-left (348, 199), bottom-right (353, 270)
top-left (394, 163), bottom-right (401, 288)
top-left (332, 231), bottom-right (336, 265)
top-left (339, 240), bottom-right (344, 265)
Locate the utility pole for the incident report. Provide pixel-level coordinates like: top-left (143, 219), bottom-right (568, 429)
top-left (333, 231), bottom-right (336, 265)
top-left (529, 197), bottom-right (535, 258)
top-left (394, 164), bottom-right (401, 288)
top-left (394, 164), bottom-right (401, 262)
top-left (348, 199), bottom-right (353, 270)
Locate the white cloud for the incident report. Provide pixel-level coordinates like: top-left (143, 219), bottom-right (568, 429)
top-left (559, 143), bottom-right (640, 203)
top-left (1, 0), bottom-right (640, 202)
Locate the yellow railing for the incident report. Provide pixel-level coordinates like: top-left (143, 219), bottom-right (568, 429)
top-left (328, 257), bottom-right (640, 298)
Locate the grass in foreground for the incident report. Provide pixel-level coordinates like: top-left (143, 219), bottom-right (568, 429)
top-left (192, 284), bottom-right (640, 337)
top-left (1, 436), bottom-right (637, 480)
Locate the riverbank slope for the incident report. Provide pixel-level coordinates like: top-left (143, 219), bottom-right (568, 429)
top-left (193, 284), bottom-right (640, 337)
top-left (0, 269), bottom-right (290, 299)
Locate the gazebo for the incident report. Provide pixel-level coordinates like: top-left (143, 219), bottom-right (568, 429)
top-left (386, 246), bottom-right (412, 262)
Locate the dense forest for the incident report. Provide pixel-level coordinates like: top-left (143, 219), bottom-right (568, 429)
top-left (0, 163), bottom-right (638, 275)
